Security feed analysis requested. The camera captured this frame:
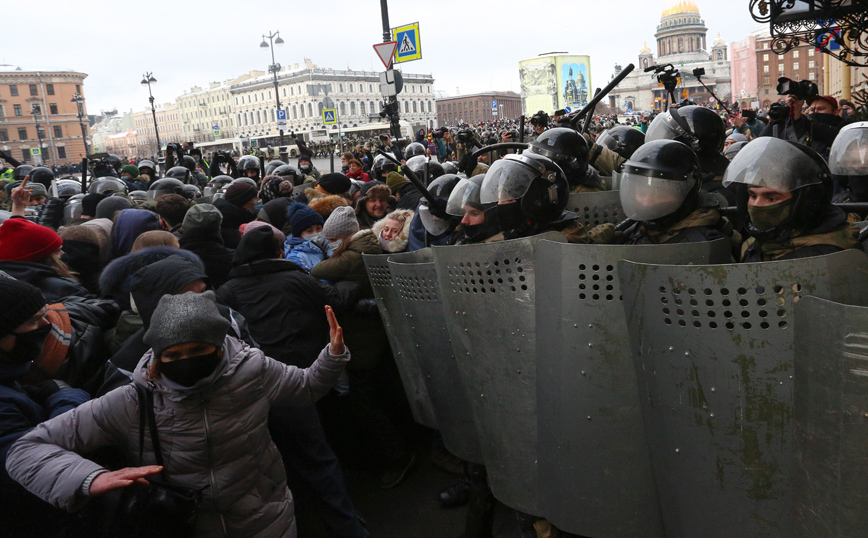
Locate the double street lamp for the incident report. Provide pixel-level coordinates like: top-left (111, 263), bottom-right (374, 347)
top-left (70, 93), bottom-right (89, 157)
top-left (260, 31), bottom-right (285, 147)
top-left (140, 72), bottom-right (161, 157)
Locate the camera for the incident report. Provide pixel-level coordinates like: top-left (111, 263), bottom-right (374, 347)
top-left (776, 77), bottom-right (819, 101)
top-left (768, 102), bottom-right (790, 122)
top-left (741, 109), bottom-right (756, 120)
top-left (692, 67), bottom-right (705, 78)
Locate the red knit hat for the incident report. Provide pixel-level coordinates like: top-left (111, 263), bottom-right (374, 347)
top-left (0, 218), bottom-right (63, 262)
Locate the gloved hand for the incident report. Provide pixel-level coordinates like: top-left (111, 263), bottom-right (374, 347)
top-left (587, 223), bottom-right (624, 245)
top-left (25, 380), bottom-right (72, 404)
top-left (352, 298), bottom-right (380, 317)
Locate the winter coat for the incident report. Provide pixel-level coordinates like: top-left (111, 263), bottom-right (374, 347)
top-left (111, 209), bottom-right (160, 258)
top-left (310, 231), bottom-right (388, 370)
top-left (99, 246), bottom-right (204, 310)
top-left (284, 236), bottom-right (330, 271)
top-left (346, 169), bottom-right (371, 183)
top-left (178, 229), bottom-right (235, 289)
top-left (217, 259), bottom-right (358, 368)
top-left (213, 197), bottom-right (254, 249)
top-left (0, 261), bottom-right (92, 303)
top-left (371, 209), bottom-right (413, 253)
top-left (407, 210), bottom-right (452, 252)
top-left (6, 336), bottom-right (350, 538)
top-left (395, 182), bottom-right (423, 212)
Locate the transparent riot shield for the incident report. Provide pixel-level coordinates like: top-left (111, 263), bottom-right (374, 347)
top-left (432, 232), bottom-right (566, 515)
top-left (619, 249), bottom-right (868, 538)
top-left (565, 191), bottom-right (623, 228)
top-left (363, 253), bottom-right (438, 429)
top-left (794, 296), bottom-right (868, 538)
top-left (535, 238), bottom-right (731, 538)
top-left (388, 249), bottom-right (483, 464)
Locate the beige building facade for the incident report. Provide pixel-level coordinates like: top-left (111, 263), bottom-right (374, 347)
top-left (133, 103), bottom-right (181, 159)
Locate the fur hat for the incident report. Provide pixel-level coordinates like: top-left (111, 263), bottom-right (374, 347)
top-left (371, 209), bottom-right (414, 253)
top-left (355, 184), bottom-right (395, 214)
top-left (308, 194), bottom-right (350, 220)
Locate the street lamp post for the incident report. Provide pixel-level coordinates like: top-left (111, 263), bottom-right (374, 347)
top-left (70, 93), bottom-right (89, 157)
top-left (260, 31), bottom-right (285, 147)
top-left (30, 102), bottom-right (45, 166)
top-left (140, 72), bottom-right (161, 157)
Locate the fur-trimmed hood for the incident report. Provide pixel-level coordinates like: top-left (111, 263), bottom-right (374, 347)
top-left (308, 194), bottom-right (350, 220)
top-left (99, 246), bottom-right (204, 309)
top-left (371, 209), bottom-right (414, 253)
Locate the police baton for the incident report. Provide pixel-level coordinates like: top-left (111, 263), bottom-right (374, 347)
top-left (582, 88), bottom-right (602, 135)
top-left (469, 143), bottom-right (529, 162)
top-left (374, 149), bottom-right (448, 218)
top-left (569, 63), bottom-right (635, 129)
top-left (519, 115), bottom-right (526, 143)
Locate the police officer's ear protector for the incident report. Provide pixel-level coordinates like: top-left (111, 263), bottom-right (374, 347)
top-left (668, 108), bottom-right (701, 154)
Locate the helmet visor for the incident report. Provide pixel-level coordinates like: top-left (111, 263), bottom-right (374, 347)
top-left (596, 130), bottom-right (618, 152)
top-left (645, 112), bottom-right (685, 143)
top-left (479, 155), bottom-right (541, 204)
top-left (830, 123), bottom-right (868, 175)
top-left (619, 171), bottom-right (695, 221)
top-left (419, 203), bottom-right (452, 236)
top-left (722, 137), bottom-right (824, 193)
top-left (447, 178), bottom-right (482, 216)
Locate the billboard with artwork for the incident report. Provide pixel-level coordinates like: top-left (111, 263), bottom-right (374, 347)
top-left (519, 54), bottom-right (592, 116)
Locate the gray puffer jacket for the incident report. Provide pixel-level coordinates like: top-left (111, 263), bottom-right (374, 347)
top-left (6, 336), bottom-right (349, 538)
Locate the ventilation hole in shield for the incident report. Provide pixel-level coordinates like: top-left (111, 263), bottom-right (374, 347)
top-left (693, 320), bottom-right (702, 328)
top-left (721, 288), bottom-right (730, 295)
top-left (678, 319), bottom-right (687, 327)
top-left (606, 274), bottom-right (614, 281)
top-left (521, 285), bottom-right (528, 291)
top-left (486, 270), bottom-right (492, 276)
top-left (706, 299), bottom-right (715, 307)
top-left (472, 287), bottom-right (478, 293)
top-left (580, 293), bottom-right (586, 299)
top-left (761, 321), bottom-right (770, 329)
top-left (793, 296), bottom-right (801, 303)
top-left (778, 309), bottom-right (787, 317)
top-left (592, 264), bottom-right (600, 271)
top-left (741, 311), bottom-right (750, 318)
top-left (579, 264), bottom-right (586, 270)
top-left (677, 309), bottom-right (685, 316)
top-left (579, 283), bottom-right (586, 290)
top-left (659, 286), bottom-right (667, 293)
top-left (498, 278), bottom-right (504, 284)
top-left (737, 287), bottom-right (747, 295)
top-left (480, 287), bottom-right (486, 294)
top-left (661, 297), bottom-right (669, 304)
top-left (773, 285), bottom-right (784, 294)
top-left (759, 310), bottom-right (768, 318)
top-left (606, 284), bottom-right (614, 291)
top-left (664, 318), bottom-right (672, 325)
top-left (606, 294), bottom-right (613, 301)
top-left (579, 274), bottom-right (586, 281)
top-left (662, 307), bottom-right (671, 315)
top-left (724, 311), bottom-right (733, 318)
top-left (517, 266), bottom-right (524, 273)
top-left (494, 260), bottom-right (500, 266)
top-left (775, 297), bottom-right (786, 306)
top-left (743, 322), bottom-right (752, 329)
top-left (722, 299), bottom-right (732, 307)
top-left (504, 259), bottom-right (510, 265)
top-left (606, 264), bottom-right (614, 272)
top-left (755, 286), bottom-right (765, 294)
top-left (739, 299), bottom-right (749, 307)
top-left (779, 321), bottom-right (789, 329)
top-left (593, 294), bottom-right (599, 300)
top-left (726, 322), bottom-right (735, 330)
top-left (592, 274), bottom-right (600, 281)
top-left (508, 277), bottom-right (515, 283)
top-left (519, 275), bottom-right (526, 282)
top-left (673, 287), bottom-right (682, 295)
top-left (709, 321), bottom-right (718, 329)
top-left (474, 261), bottom-right (480, 268)
top-left (688, 288), bottom-right (697, 295)
top-left (708, 311), bottom-right (716, 317)
top-left (692, 310), bottom-right (700, 317)
top-left (490, 287), bottom-right (496, 293)
top-left (704, 288), bottom-right (713, 295)
top-left (793, 283), bottom-right (802, 293)
top-left (757, 298), bottom-right (767, 306)
top-left (593, 284), bottom-right (600, 291)
top-left (675, 298), bottom-right (683, 306)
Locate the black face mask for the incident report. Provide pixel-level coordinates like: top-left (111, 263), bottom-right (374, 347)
top-left (160, 350), bottom-right (222, 387)
top-left (495, 203), bottom-right (526, 232)
top-left (807, 112), bottom-right (839, 125)
top-left (0, 324), bottom-right (52, 379)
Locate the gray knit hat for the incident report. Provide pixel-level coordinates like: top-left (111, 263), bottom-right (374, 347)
top-left (183, 203), bottom-right (223, 233)
top-left (323, 205), bottom-right (359, 239)
top-left (95, 196), bottom-right (134, 220)
top-left (24, 183), bottom-right (48, 198)
top-left (143, 290), bottom-right (230, 358)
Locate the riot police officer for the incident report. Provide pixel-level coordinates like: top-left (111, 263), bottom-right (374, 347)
top-left (407, 174), bottom-right (462, 251)
top-left (596, 125), bottom-right (646, 160)
top-left (527, 128), bottom-right (604, 193)
top-left (722, 136), bottom-right (863, 261)
top-left (447, 174), bottom-right (501, 244)
top-left (237, 155), bottom-right (261, 183)
top-left (829, 122), bottom-right (868, 216)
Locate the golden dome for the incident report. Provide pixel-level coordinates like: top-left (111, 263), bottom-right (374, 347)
top-left (661, 0), bottom-right (700, 17)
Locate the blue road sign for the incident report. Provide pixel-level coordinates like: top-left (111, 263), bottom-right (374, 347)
top-left (564, 106), bottom-right (573, 114)
top-left (491, 100), bottom-right (497, 110)
top-left (392, 22), bottom-right (422, 63)
top-left (276, 109), bottom-right (287, 121)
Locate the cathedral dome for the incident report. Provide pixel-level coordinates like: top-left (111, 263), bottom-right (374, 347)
top-left (661, 0), bottom-right (700, 17)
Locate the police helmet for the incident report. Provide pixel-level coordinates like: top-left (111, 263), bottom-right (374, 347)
top-left (138, 159), bottom-right (156, 175)
top-left (182, 184), bottom-right (202, 200)
top-left (88, 177), bottom-right (128, 195)
top-left (724, 141), bottom-right (749, 161)
top-left (166, 166), bottom-right (193, 184)
top-left (404, 142), bottom-right (427, 158)
top-left (618, 140), bottom-right (702, 223)
top-left (63, 195), bottom-right (85, 225)
top-left (265, 160), bottom-right (285, 177)
top-left (829, 121), bottom-right (868, 199)
top-left (12, 165), bottom-right (34, 181)
top-left (129, 190), bottom-right (148, 203)
top-left (55, 179), bottom-right (82, 199)
top-left (28, 167), bottom-right (55, 189)
top-left (146, 178), bottom-right (186, 202)
top-left (441, 161), bottom-right (458, 175)
top-left (480, 152), bottom-right (568, 223)
top-left (238, 155), bottom-right (261, 173)
top-left (596, 125), bottom-right (646, 160)
top-left (646, 105), bottom-right (725, 158)
top-left (527, 128), bottom-right (590, 187)
top-left (204, 175), bottom-right (234, 198)
top-left (273, 164), bottom-right (303, 186)
top-left (418, 174), bottom-right (462, 236)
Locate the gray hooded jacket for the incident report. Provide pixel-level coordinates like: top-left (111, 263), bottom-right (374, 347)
top-left (6, 336), bottom-right (349, 538)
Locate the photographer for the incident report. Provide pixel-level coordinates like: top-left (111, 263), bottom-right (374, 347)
top-left (378, 134), bottom-right (404, 164)
top-left (208, 151), bottom-right (239, 179)
top-left (759, 78), bottom-right (839, 154)
top-left (805, 94), bottom-right (847, 159)
top-left (732, 110), bottom-right (763, 138)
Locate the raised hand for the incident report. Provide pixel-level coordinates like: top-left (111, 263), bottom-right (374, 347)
top-left (325, 305), bottom-right (345, 355)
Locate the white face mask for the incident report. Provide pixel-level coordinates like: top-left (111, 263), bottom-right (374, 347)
top-left (302, 232), bottom-right (324, 244)
top-left (328, 239), bottom-right (343, 252)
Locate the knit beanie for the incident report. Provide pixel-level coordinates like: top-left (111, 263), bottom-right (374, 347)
top-left (386, 171), bottom-right (409, 194)
top-left (317, 173), bottom-right (352, 195)
top-left (240, 220), bottom-right (286, 243)
top-left (287, 201), bottom-right (324, 237)
top-left (0, 218), bottom-right (63, 262)
top-left (0, 277), bottom-right (46, 337)
top-left (24, 183), bottom-right (48, 198)
top-left (95, 196), bottom-right (134, 220)
top-left (4, 181), bottom-right (21, 197)
top-left (224, 182), bottom-right (257, 207)
top-left (121, 165), bottom-right (140, 179)
top-left (259, 198), bottom-right (293, 231)
top-left (143, 290), bottom-right (230, 358)
top-left (323, 206), bottom-right (360, 239)
top-left (183, 203), bottom-right (223, 233)
top-left (81, 192), bottom-right (107, 218)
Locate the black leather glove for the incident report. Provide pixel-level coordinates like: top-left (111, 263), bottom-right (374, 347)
top-left (25, 380), bottom-right (72, 404)
top-left (352, 298), bottom-right (380, 317)
top-left (38, 197), bottom-right (65, 230)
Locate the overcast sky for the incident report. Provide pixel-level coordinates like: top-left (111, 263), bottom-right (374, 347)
top-left (6, 0), bottom-right (762, 115)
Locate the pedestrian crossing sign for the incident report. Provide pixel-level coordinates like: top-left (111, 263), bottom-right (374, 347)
top-left (391, 22), bottom-right (422, 63)
top-left (323, 109), bottom-right (337, 125)
top-left (30, 148), bottom-right (41, 156)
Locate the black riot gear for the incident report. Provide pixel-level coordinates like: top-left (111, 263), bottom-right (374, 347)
top-left (55, 180), bottom-right (82, 200)
top-left (646, 105), bottom-right (725, 159)
top-left (404, 142), bottom-right (427, 158)
top-left (406, 157), bottom-right (444, 184)
top-left (180, 155), bottom-right (198, 172)
top-left (618, 140), bottom-right (703, 225)
top-left (264, 160), bottom-right (285, 177)
top-left (28, 167), bottom-right (55, 189)
top-left (419, 174), bottom-right (462, 236)
top-left (147, 178), bottom-right (187, 201)
top-left (12, 165), bottom-right (34, 181)
top-left (723, 136), bottom-right (832, 240)
top-left (166, 166), bottom-right (194, 184)
top-left (829, 121), bottom-right (868, 201)
top-left (237, 155), bottom-right (261, 177)
top-left (596, 125), bottom-right (646, 160)
top-left (138, 159), bottom-right (157, 177)
top-left (527, 128), bottom-right (590, 188)
top-left (182, 184), bottom-right (202, 200)
top-left (273, 164), bottom-right (304, 186)
top-left (88, 177), bottom-right (128, 195)
top-left (446, 174), bottom-right (500, 244)
top-left (204, 175), bottom-right (234, 197)
top-left (480, 153), bottom-right (569, 225)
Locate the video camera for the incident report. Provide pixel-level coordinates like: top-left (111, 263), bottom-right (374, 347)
top-left (646, 63), bottom-right (680, 95)
top-left (776, 77), bottom-right (819, 101)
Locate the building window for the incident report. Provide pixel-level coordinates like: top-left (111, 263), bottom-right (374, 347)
top-left (349, 84), bottom-right (354, 93)
top-left (292, 105), bottom-right (298, 119)
top-left (13, 104), bottom-right (22, 116)
top-left (18, 127), bottom-right (28, 140)
top-left (809, 48), bottom-right (815, 57)
top-left (809, 60), bottom-right (815, 68)
top-left (57, 147), bottom-right (66, 159)
top-left (428, 101), bottom-right (433, 113)
top-left (404, 101), bottom-right (409, 113)
top-left (76, 85), bottom-right (81, 94)
top-left (360, 102), bottom-right (366, 115)
top-left (369, 84), bottom-right (374, 92)
top-left (339, 102), bottom-right (346, 115)
top-left (0, 129), bottom-right (7, 141)
top-left (793, 62), bottom-right (799, 70)
top-left (53, 126), bottom-right (62, 138)
top-left (809, 72), bottom-right (816, 80)
top-left (763, 75), bottom-right (770, 85)
top-left (778, 63), bottom-right (784, 71)
top-left (763, 42), bottom-right (769, 49)
top-left (29, 84), bottom-right (37, 96)
top-left (46, 84), bottom-right (55, 95)
top-left (339, 84), bottom-right (344, 92)
top-left (412, 101), bottom-right (417, 113)
top-left (9, 85), bottom-right (18, 96)
top-left (21, 149), bottom-right (29, 162)
top-left (763, 53), bottom-right (769, 61)
top-left (49, 103), bottom-right (58, 115)
top-left (793, 50), bottom-right (799, 58)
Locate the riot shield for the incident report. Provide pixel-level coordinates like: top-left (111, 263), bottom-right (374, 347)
top-left (794, 296), bottom-right (868, 538)
top-left (535, 238), bottom-right (731, 538)
top-left (432, 231), bottom-right (566, 515)
top-left (388, 249), bottom-right (484, 464)
top-left (619, 249), bottom-right (868, 538)
top-left (362, 253), bottom-right (438, 429)
top-left (290, 183), bottom-right (308, 201)
top-left (565, 190), bottom-right (623, 228)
